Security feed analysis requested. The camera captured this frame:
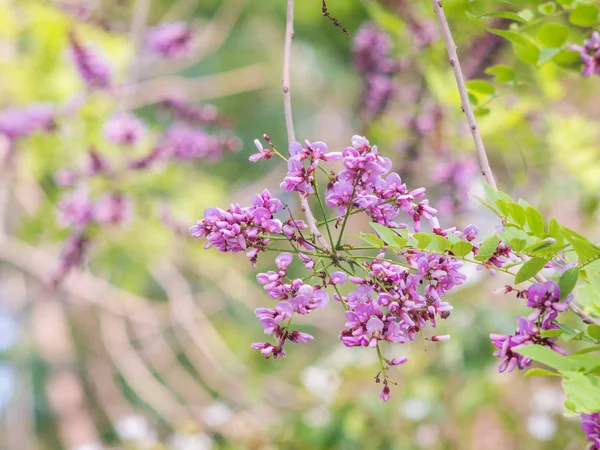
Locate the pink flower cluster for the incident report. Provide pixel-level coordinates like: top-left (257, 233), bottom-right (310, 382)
top-left (146, 22), bottom-right (194, 59)
top-left (189, 190), bottom-right (284, 266)
top-left (192, 134), bottom-right (473, 401)
top-left (352, 23), bottom-right (399, 121)
top-left (490, 281), bottom-right (570, 373)
top-left (252, 252), bottom-right (330, 358)
top-left (325, 136), bottom-right (436, 231)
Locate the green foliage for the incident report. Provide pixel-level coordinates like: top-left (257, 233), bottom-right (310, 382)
top-left (515, 257), bottom-right (548, 284)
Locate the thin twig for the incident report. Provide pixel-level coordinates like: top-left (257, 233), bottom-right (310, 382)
top-left (282, 0), bottom-right (331, 252)
top-left (321, 0), bottom-right (350, 36)
top-left (430, 0), bottom-right (599, 326)
top-left (430, 0), bottom-right (496, 189)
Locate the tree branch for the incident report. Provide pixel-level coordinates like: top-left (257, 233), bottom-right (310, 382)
top-left (430, 0), bottom-right (497, 189)
top-left (430, 0), bottom-right (599, 326)
top-left (282, 0), bottom-right (331, 251)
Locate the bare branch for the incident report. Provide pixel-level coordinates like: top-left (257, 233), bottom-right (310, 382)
top-left (430, 0), bottom-right (497, 189)
top-left (282, 0), bottom-right (331, 251)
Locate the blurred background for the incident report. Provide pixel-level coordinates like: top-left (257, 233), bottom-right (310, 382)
top-left (0, 0), bottom-right (599, 448)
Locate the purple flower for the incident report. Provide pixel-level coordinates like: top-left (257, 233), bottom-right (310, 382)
top-left (490, 316), bottom-right (566, 373)
top-left (69, 31), bottom-right (111, 89)
top-left (390, 356), bottom-right (408, 366)
top-left (94, 193), bottom-right (131, 225)
top-left (189, 190), bottom-right (283, 264)
top-left (524, 281), bottom-right (569, 329)
top-left (380, 384), bottom-right (391, 402)
top-left (84, 148), bottom-right (109, 175)
top-left (0, 103), bottom-right (55, 140)
top-left (570, 31), bottom-right (600, 77)
top-left (581, 413), bottom-right (600, 450)
top-left (50, 232), bottom-right (88, 287)
top-left (330, 271), bottom-right (346, 285)
top-left (352, 23), bottom-right (394, 73)
top-left (275, 252), bottom-right (293, 270)
top-left (146, 22), bottom-right (194, 59)
top-left (157, 123), bottom-right (238, 162)
top-left (463, 224), bottom-right (478, 242)
top-left (55, 169), bottom-right (77, 187)
top-left (103, 113), bottom-right (146, 146)
top-left (249, 139), bottom-right (275, 162)
top-left (56, 188), bottom-right (93, 228)
top-left (160, 96), bottom-right (224, 126)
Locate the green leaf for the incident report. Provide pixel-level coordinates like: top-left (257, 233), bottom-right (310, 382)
top-left (537, 23), bottom-right (569, 48)
top-left (513, 41), bottom-right (540, 65)
top-left (558, 267), bottom-right (580, 300)
top-left (514, 344), bottom-right (575, 371)
top-left (562, 372), bottom-right (600, 413)
top-left (569, 3), bottom-right (599, 27)
top-left (588, 324), bottom-right (600, 341)
top-left (574, 345), bottom-right (600, 355)
top-left (548, 218), bottom-right (565, 245)
top-left (429, 235), bottom-right (452, 253)
top-left (474, 235), bottom-right (499, 261)
top-left (354, 233), bottom-right (384, 248)
top-left (485, 64), bottom-right (516, 83)
top-left (538, 1), bottom-right (557, 15)
top-left (487, 28), bottom-right (530, 46)
top-left (466, 79), bottom-right (496, 95)
top-left (452, 241), bottom-right (473, 257)
top-left (482, 182), bottom-right (499, 204)
top-left (521, 238), bottom-right (558, 257)
top-left (577, 284), bottom-right (600, 317)
top-left (561, 227), bottom-right (600, 263)
top-left (525, 368), bottom-right (560, 377)
top-left (472, 195), bottom-right (500, 215)
top-left (518, 8), bottom-right (535, 21)
top-left (495, 199), bottom-right (512, 217)
top-left (477, 11), bottom-right (527, 22)
top-left (556, 0), bottom-right (574, 8)
top-left (515, 257), bottom-right (548, 284)
top-left (369, 222), bottom-right (407, 248)
top-left (525, 206), bottom-right (545, 236)
top-left (568, 354), bottom-right (600, 371)
top-left (412, 233), bottom-right (433, 249)
top-left (541, 329), bottom-right (564, 338)
top-left (445, 232), bottom-right (461, 244)
top-left (509, 203), bottom-right (527, 227)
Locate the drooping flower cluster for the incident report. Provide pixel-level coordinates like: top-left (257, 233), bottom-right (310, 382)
top-left (146, 22), bottom-right (194, 59)
top-left (352, 23), bottom-right (399, 121)
top-left (0, 103), bottom-right (56, 142)
top-left (68, 30), bottom-right (112, 89)
top-left (490, 281), bottom-right (569, 373)
top-left (103, 113), bottom-right (147, 146)
top-left (192, 134), bottom-right (470, 402)
top-left (570, 31), bottom-right (600, 77)
top-left (189, 190), bottom-right (284, 265)
top-left (338, 250), bottom-right (462, 355)
top-left (160, 96), bottom-right (227, 127)
top-left (156, 123), bottom-right (240, 162)
top-left (280, 140), bottom-right (341, 196)
top-left (581, 413), bottom-right (600, 450)
top-left (326, 136), bottom-right (436, 232)
top-left (252, 253), bottom-right (330, 358)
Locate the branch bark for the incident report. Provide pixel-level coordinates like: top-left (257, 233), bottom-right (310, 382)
top-left (282, 0), bottom-right (331, 251)
top-left (430, 0), bottom-right (599, 326)
top-left (430, 0), bottom-right (497, 190)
